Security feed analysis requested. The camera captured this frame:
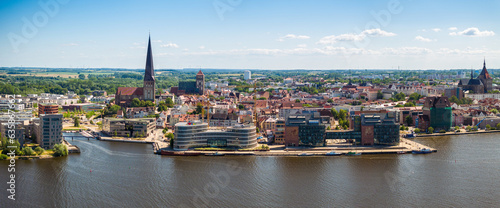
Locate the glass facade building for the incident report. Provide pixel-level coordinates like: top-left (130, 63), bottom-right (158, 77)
top-left (174, 121), bottom-right (258, 150)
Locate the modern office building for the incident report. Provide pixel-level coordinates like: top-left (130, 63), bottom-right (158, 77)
top-left (173, 121), bottom-right (258, 150)
top-left (244, 70), bottom-right (251, 80)
top-left (36, 114), bottom-right (63, 149)
top-left (103, 118), bottom-right (156, 137)
top-left (326, 113), bottom-right (400, 146)
top-left (298, 119), bottom-right (326, 147)
top-left (38, 103), bottom-right (59, 115)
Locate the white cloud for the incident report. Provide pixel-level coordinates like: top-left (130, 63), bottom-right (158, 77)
top-left (160, 43), bottom-right (179, 48)
top-left (297, 44), bottom-right (307, 48)
top-left (414, 36), bottom-right (434, 42)
top-left (432, 28), bottom-right (441, 32)
top-left (317, 29), bottom-right (396, 44)
top-left (448, 27), bottom-right (458, 31)
top-left (199, 46), bottom-right (205, 49)
top-left (278, 34), bottom-right (310, 42)
top-left (449, 27), bottom-right (495, 37)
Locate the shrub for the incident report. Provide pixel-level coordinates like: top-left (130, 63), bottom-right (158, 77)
top-left (439, 129), bottom-right (446, 133)
top-left (0, 154), bottom-right (8, 160)
top-left (427, 127), bottom-right (434, 134)
top-left (53, 144), bottom-right (68, 157)
top-left (34, 146), bottom-right (44, 155)
top-left (414, 128), bottom-right (420, 133)
top-left (21, 147), bottom-right (35, 156)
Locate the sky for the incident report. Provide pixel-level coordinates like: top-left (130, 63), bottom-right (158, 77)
top-left (0, 0), bottom-right (499, 70)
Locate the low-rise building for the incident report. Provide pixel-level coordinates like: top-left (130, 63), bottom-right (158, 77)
top-left (103, 118), bottom-right (156, 137)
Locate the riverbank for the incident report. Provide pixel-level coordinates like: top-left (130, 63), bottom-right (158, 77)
top-left (416, 129), bottom-right (500, 138)
top-left (158, 138), bottom-right (436, 156)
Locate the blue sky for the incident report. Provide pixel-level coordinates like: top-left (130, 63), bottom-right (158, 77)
top-left (0, 0), bottom-right (499, 70)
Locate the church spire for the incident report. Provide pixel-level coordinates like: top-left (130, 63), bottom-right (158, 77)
top-left (144, 34), bottom-right (155, 82)
top-left (479, 58), bottom-right (491, 79)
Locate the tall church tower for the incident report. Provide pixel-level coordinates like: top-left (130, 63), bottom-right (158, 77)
top-left (143, 35), bottom-right (156, 101)
top-left (196, 70), bottom-right (205, 95)
top-left (477, 59), bottom-right (492, 93)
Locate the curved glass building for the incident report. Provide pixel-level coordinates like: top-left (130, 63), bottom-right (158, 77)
top-left (173, 121), bottom-right (258, 150)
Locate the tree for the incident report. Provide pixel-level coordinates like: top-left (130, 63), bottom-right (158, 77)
top-left (295, 99), bottom-right (300, 103)
top-left (409, 93), bottom-right (422, 101)
top-left (195, 103), bottom-right (203, 114)
top-left (162, 129), bottom-right (167, 134)
top-left (455, 126), bottom-right (459, 131)
top-left (22, 147), bottom-right (35, 156)
top-left (331, 108), bottom-right (338, 119)
top-left (394, 104), bottom-right (403, 107)
top-left (473, 126), bottom-right (478, 131)
top-left (466, 126), bottom-right (472, 131)
top-left (73, 116), bottom-right (80, 127)
top-left (377, 90), bottom-right (383, 99)
top-left (486, 124), bottom-right (491, 130)
top-left (238, 104), bottom-right (245, 110)
top-left (414, 128), bottom-right (420, 133)
top-left (490, 109), bottom-right (499, 114)
top-left (327, 126), bottom-right (331, 130)
top-left (34, 146), bottom-right (44, 155)
top-left (114, 130), bottom-right (117, 137)
top-left (327, 98), bottom-right (333, 103)
top-left (53, 144), bottom-right (68, 157)
top-left (428, 127), bottom-right (434, 134)
top-left (78, 74), bottom-right (85, 80)
top-left (166, 133), bottom-right (174, 141)
top-left (131, 98), bottom-right (141, 107)
top-left (404, 102), bottom-right (416, 107)
top-left (449, 95), bottom-right (459, 104)
top-left (497, 123), bottom-right (500, 129)
top-left (405, 115), bottom-right (413, 126)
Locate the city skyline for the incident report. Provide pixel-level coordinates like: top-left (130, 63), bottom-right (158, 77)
top-left (1, 0), bottom-right (499, 69)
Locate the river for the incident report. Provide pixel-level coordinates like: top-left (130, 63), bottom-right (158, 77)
top-left (1, 133), bottom-right (500, 207)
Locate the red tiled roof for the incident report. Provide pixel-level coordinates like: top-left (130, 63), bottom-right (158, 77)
top-left (117, 87), bottom-right (143, 96)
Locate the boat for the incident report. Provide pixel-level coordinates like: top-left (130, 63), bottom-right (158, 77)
top-left (297, 153), bottom-right (314, 156)
top-left (325, 151), bottom-right (342, 156)
top-left (206, 152), bottom-right (225, 156)
top-left (345, 151), bottom-right (361, 156)
top-left (412, 148), bottom-right (433, 154)
top-left (405, 133), bottom-right (416, 138)
top-left (397, 151), bottom-right (406, 154)
top-left (160, 150), bottom-right (202, 156)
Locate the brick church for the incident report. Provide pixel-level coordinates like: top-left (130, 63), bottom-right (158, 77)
top-left (115, 35), bottom-right (156, 107)
top-left (458, 59), bottom-right (493, 94)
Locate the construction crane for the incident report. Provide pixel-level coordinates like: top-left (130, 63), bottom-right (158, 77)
top-left (475, 117), bottom-right (487, 127)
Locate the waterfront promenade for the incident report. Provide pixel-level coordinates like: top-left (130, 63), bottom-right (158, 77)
top-left (159, 138), bottom-right (436, 156)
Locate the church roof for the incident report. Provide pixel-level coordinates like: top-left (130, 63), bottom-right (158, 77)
top-left (197, 70), bottom-right (204, 76)
top-left (479, 59), bottom-right (492, 79)
top-left (117, 87), bottom-right (143, 96)
top-left (144, 35), bottom-right (155, 82)
top-left (468, 79), bottom-right (483, 86)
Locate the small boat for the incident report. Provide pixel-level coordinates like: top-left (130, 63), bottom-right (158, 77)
top-left (297, 153), bottom-right (314, 156)
top-left (345, 152), bottom-right (361, 156)
top-left (405, 133), bottom-right (416, 138)
top-left (206, 152), bottom-right (225, 156)
top-left (325, 151), bottom-right (342, 156)
top-left (397, 151), bottom-right (406, 154)
top-left (412, 148), bottom-right (433, 154)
